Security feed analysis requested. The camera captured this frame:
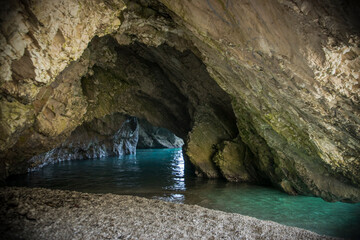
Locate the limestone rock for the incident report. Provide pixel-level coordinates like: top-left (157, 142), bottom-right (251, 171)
top-left (28, 113), bottom-right (129, 169)
top-left (113, 116), bottom-right (139, 156)
top-left (213, 138), bottom-right (257, 183)
top-left (0, 0), bottom-right (359, 202)
top-left (137, 118), bottom-right (184, 149)
top-left (28, 113), bottom-right (184, 169)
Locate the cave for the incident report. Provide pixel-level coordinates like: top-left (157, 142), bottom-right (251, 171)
top-left (1, 0), bottom-right (360, 239)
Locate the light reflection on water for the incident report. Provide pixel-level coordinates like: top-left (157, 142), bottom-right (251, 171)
top-left (6, 148), bottom-right (360, 239)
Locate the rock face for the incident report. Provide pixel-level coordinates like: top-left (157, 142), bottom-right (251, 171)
top-left (28, 113), bottom-right (183, 169)
top-left (112, 116), bottom-right (139, 156)
top-left (27, 113), bottom-right (133, 169)
top-left (137, 118), bottom-right (184, 149)
top-left (213, 138), bottom-right (259, 183)
top-left (0, 0), bottom-right (359, 202)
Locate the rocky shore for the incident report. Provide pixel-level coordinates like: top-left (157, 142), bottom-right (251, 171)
top-left (0, 187), bottom-right (335, 240)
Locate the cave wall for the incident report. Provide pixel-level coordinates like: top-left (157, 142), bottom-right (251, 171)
top-left (28, 113), bottom-right (135, 169)
top-left (137, 118), bottom-right (184, 149)
top-left (0, 0), bottom-right (359, 201)
top-left (29, 113), bottom-right (184, 170)
top-left (80, 37), bottom-right (239, 179)
top-left (157, 0), bottom-right (360, 201)
top-left (1, 20), bottom-right (240, 182)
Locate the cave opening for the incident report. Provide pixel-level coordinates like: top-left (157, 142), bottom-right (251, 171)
top-left (5, 36), bottom-right (360, 239)
top-left (19, 34), bottom-right (254, 185)
top-left (6, 34), bottom-right (251, 192)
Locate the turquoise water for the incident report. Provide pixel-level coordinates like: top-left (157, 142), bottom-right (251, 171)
top-left (7, 148), bottom-right (360, 239)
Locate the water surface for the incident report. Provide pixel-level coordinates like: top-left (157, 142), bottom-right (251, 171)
top-left (7, 149), bottom-right (360, 239)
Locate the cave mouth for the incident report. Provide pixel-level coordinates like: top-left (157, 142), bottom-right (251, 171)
top-left (16, 34), bottom-right (255, 186)
top-left (8, 36), bottom-right (358, 239)
top-left (76, 36), bottom-right (258, 183)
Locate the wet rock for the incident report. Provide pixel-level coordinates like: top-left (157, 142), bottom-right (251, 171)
top-left (280, 180), bottom-right (297, 196)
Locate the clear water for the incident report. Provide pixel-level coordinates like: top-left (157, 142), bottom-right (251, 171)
top-left (7, 148), bottom-right (360, 239)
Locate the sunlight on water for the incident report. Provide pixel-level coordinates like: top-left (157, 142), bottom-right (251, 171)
top-left (7, 148), bottom-right (360, 239)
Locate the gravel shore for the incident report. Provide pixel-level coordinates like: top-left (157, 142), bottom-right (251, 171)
top-left (0, 187), bottom-right (335, 240)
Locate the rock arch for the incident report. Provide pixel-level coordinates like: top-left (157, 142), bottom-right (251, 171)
top-left (1, 0), bottom-right (360, 202)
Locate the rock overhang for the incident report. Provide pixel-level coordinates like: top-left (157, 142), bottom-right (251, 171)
top-left (0, 0), bottom-right (359, 202)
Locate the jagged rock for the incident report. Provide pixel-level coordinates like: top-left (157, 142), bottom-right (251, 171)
top-left (28, 113), bottom-right (129, 169)
top-left (28, 113), bottom-right (183, 169)
top-left (0, 0), bottom-right (359, 202)
top-left (113, 116), bottom-right (139, 156)
top-left (137, 118), bottom-right (183, 149)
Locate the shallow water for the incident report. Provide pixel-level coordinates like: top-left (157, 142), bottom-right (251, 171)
top-left (7, 148), bottom-right (360, 239)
